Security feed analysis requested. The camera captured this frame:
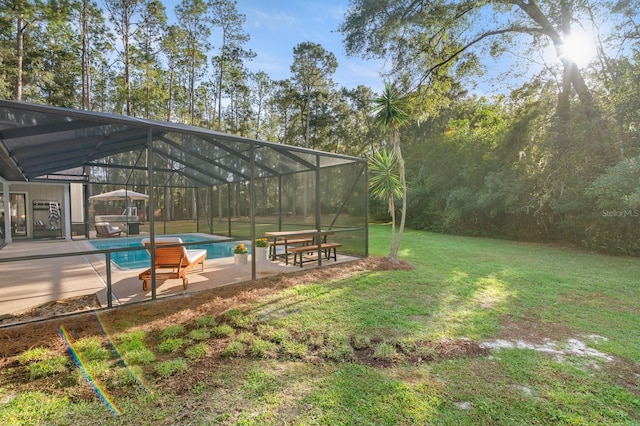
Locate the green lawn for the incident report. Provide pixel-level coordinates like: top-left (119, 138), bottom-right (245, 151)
top-left (1, 224), bottom-right (639, 424)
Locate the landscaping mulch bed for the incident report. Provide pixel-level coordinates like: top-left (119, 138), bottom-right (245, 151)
top-left (0, 256), bottom-right (414, 357)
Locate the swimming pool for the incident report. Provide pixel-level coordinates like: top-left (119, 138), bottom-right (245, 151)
top-left (89, 234), bottom-right (245, 270)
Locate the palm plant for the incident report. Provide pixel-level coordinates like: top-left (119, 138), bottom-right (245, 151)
top-left (371, 81), bottom-right (409, 263)
top-left (369, 149), bottom-right (402, 249)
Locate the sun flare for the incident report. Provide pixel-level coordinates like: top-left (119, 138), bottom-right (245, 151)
top-left (559, 29), bottom-right (597, 68)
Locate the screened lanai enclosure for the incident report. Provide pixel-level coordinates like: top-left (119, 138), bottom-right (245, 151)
top-left (0, 101), bottom-right (367, 320)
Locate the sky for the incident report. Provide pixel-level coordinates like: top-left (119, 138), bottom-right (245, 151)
top-left (166, 0), bottom-right (387, 93)
top-left (236, 0), bottom-right (386, 91)
top-left (162, 0), bottom-right (601, 98)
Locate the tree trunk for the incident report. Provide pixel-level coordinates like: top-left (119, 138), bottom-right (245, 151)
top-left (388, 126), bottom-right (406, 263)
top-left (15, 14), bottom-right (24, 101)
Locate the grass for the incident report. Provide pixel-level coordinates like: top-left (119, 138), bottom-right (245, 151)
top-left (1, 224), bottom-right (639, 424)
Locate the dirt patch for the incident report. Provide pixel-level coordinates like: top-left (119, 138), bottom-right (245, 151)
top-left (497, 314), bottom-right (575, 344)
top-left (0, 256), bottom-right (413, 357)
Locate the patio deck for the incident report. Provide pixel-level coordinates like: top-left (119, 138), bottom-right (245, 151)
top-left (0, 237), bottom-right (356, 325)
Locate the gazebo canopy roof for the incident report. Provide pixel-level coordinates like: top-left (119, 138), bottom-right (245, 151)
top-left (0, 100), bottom-right (363, 185)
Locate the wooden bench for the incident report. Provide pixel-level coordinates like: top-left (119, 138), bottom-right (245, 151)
top-left (287, 243), bottom-right (342, 267)
top-left (269, 238), bottom-right (313, 260)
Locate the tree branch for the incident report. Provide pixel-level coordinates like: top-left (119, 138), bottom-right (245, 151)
top-left (414, 26), bottom-right (545, 89)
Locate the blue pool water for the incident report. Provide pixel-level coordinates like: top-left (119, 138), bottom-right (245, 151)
top-left (89, 234), bottom-right (245, 269)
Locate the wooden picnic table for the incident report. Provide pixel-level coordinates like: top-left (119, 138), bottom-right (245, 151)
top-left (264, 229), bottom-right (335, 264)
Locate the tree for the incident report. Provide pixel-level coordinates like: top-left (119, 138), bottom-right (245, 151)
top-left (339, 0), bottom-right (608, 138)
top-left (78, 0), bottom-right (114, 110)
top-left (175, 0), bottom-right (210, 124)
top-left (104, 0), bottom-right (143, 115)
top-left (290, 42), bottom-right (337, 148)
top-left (132, 0), bottom-right (167, 119)
top-left (372, 81), bottom-right (410, 263)
top-left (208, 0), bottom-right (254, 131)
top-left (369, 148), bottom-right (402, 253)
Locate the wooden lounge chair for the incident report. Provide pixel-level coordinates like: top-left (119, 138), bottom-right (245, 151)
top-left (95, 222), bottom-right (122, 237)
top-left (138, 237), bottom-right (206, 291)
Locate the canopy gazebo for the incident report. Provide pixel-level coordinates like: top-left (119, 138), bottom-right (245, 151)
top-left (0, 100), bottom-right (368, 311)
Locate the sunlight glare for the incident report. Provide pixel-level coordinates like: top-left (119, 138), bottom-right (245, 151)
top-left (559, 29), bottom-right (597, 68)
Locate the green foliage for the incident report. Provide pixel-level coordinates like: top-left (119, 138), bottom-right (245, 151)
top-left (158, 338), bottom-right (184, 354)
top-left (122, 348), bottom-right (156, 366)
top-left (188, 328), bottom-right (211, 341)
top-left (0, 391), bottom-right (69, 425)
top-left (160, 324), bottom-right (187, 339)
top-left (256, 324), bottom-right (290, 343)
top-left (115, 330), bottom-right (147, 352)
top-left (185, 343), bottom-right (208, 359)
top-left (222, 309), bottom-right (256, 329)
top-left (17, 347), bottom-right (52, 365)
top-left (211, 324), bottom-right (235, 338)
top-left (368, 149), bottom-right (402, 205)
top-left (280, 339), bottom-right (308, 359)
top-left (155, 358), bottom-right (187, 377)
top-left (74, 337), bottom-right (111, 362)
top-left (319, 332), bottom-right (354, 362)
top-left (28, 355), bottom-right (69, 380)
top-left (103, 366), bottom-right (140, 389)
top-left (221, 340), bottom-right (246, 357)
top-left (372, 342), bottom-right (398, 361)
top-left (247, 338), bottom-right (278, 358)
top-left (351, 335), bottom-right (371, 350)
top-left (196, 316), bottom-right (217, 327)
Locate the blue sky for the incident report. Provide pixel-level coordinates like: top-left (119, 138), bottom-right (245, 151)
top-left (236, 0), bottom-right (386, 91)
top-left (166, 0), bottom-right (387, 92)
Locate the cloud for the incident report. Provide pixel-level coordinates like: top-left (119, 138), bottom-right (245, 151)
top-left (245, 7), bottom-right (296, 31)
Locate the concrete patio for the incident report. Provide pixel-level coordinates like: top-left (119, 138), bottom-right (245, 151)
top-left (0, 237), bottom-right (355, 324)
